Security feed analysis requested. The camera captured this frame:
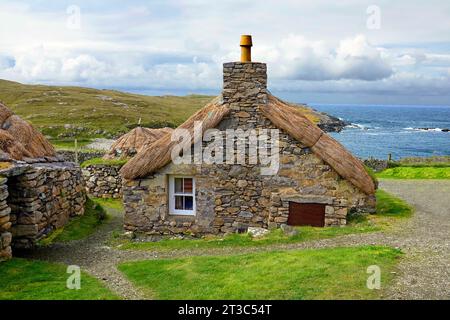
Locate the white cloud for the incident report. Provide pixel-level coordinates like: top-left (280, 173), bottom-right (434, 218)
top-left (0, 0), bottom-right (449, 104)
top-left (264, 34), bottom-right (393, 81)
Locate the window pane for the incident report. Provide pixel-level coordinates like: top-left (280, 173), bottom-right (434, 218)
top-left (175, 196), bottom-right (184, 210)
top-left (184, 196), bottom-right (193, 210)
top-left (184, 178), bottom-right (193, 193)
top-left (174, 178), bottom-right (183, 193)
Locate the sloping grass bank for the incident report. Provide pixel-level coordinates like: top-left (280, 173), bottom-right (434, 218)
top-left (119, 246), bottom-right (401, 300)
top-left (39, 198), bottom-right (108, 246)
top-left (377, 166), bottom-right (450, 179)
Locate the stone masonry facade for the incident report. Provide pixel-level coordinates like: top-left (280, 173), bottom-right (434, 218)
top-left (0, 162), bottom-right (86, 252)
top-left (122, 62), bottom-right (375, 236)
top-left (0, 176), bottom-right (12, 261)
top-left (83, 164), bottom-right (123, 199)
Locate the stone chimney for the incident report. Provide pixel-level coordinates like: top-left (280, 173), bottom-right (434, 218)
top-left (222, 35), bottom-right (268, 123)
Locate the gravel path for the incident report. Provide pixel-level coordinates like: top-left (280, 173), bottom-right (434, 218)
top-left (18, 180), bottom-right (450, 300)
top-left (376, 180), bottom-right (450, 300)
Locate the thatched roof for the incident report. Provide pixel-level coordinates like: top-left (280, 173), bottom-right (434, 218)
top-left (120, 95), bottom-right (375, 195)
top-left (0, 102), bottom-right (56, 160)
top-left (104, 126), bottom-right (173, 159)
top-left (120, 96), bottom-right (228, 179)
top-left (261, 95), bottom-right (375, 195)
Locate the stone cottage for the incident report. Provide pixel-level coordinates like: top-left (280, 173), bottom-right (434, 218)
top-left (0, 102), bottom-right (85, 261)
top-left (104, 126), bottom-right (174, 160)
top-left (119, 36), bottom-right (376, 236)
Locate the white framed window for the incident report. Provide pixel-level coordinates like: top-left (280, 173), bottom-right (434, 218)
top-left (168, 176), bottom-right (196, 215)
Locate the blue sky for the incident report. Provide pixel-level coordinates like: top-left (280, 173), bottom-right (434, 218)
top-left (1, 0), bottom-right (450, 105)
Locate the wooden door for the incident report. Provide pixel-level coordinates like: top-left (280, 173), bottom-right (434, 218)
top-left (288, 202), bottom-right (325, 227)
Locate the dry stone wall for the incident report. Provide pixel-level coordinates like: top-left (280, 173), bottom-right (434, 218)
top-left (6, 162), bottom-right (86, 249)
top-left (0, 176), bottom-right (12, 261)
top-left (82, 164), bottom-right (122, 198)
top-left (57, 150), bottom-right (105, 163)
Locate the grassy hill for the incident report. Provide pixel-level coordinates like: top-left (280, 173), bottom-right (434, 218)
top-left (0, 79), bottom-right (213, 141)
top-left (0, 79), bottom-right (327, 149)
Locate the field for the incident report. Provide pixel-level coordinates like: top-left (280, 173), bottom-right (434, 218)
top-left (0, 79), bottom-right (213, 140)
top-left (119, 246), bottom-right (401, 300)
top-left (0, 79), bottom-right (321, 144)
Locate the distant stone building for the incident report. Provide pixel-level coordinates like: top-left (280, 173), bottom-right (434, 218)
top-left (81, 126), bottom-right (174, 199)
top-left (0, 102), bottom-right (85, 261)
top-left (119, 36), bottom-right (376, 236)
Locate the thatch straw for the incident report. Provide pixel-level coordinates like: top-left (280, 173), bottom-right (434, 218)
top-left (104, 127), bottom-right (173, 159)
top-left (0, 102), bottom-right (14, 124)
top-left (261, 95), bottom-right (375, 195)
top-left (0, 102), bottom-right (56, 160)
top-left (121, 96), bottom-right (228, 179)
top-left (0, 130), bottom-right (32, 160)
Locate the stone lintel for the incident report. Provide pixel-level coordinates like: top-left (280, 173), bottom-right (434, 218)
top-left (280, 194), bottom-right (334, 205)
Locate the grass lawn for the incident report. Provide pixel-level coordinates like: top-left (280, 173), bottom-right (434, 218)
top-left (376, 166), bottom-right (450, 179)
top-left (39, 198), bottom-right (108, 246)
top-left (119, 245), bottom-right (401, 300)
top-left (81, 157), bottom-right (128, 168)
top-left (94, 197), bottom-right (124, 211)
top-left (49, 138), bottom-right (93, 150)
top-left (115, 189), bottom-right (412, 251)
top-left (0, 258), bottom-right (118, 300)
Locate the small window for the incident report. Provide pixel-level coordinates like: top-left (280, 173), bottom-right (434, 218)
top-left (169, 176), bottom-right (195, 215)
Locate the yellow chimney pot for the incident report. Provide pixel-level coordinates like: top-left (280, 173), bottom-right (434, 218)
top-left (240, 35), bottom-right (252, 62)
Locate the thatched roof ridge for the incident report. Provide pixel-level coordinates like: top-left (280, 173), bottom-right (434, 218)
top-left (120, 96), bottom-right (228, 179)
top-left (104, 126), bottom-right (173, 159)
top-left (0, 102), bottom-right (56, 160)
top-left (262, 95), bottom-right (375, 195)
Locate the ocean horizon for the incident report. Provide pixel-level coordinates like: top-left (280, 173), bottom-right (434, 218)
top-left (310, 103), bottom-right (450, 160)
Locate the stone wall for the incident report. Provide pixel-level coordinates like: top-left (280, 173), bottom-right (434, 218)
top-left (122, 62), bottom-right (375, 236)
top-left (6, 162), bottom-right (86, 249)
top-left (363, 158), bottom-right (388, 172)
top-left (82, 164), bottom-right (122, 198)
top-left (0, 176), bottom-right (12, 261)
top-left (57, 150), bottom-right (105, 164)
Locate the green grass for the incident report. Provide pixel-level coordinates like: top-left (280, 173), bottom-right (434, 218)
top-left (93, 197), bottom-right (124, 210)
top-left (0, 79), bottom-right (214, 139)
top-left (364, 165), bottom-right (379, 187)
top-left (39, 198), bottom-right (107, 246)
top-left (377, 166), bottom-right (450, 179)
top-left (49, 138), bottom-right (93, 150)
top-left (375, 189), bottom-right (413, 218)
top-left (0, 258), bottom-right (119, 300)
top-left (115, 189), bottom-right (412, 251)
top-left (119, 245), bottom-right (401, 300)
top-left (81, 157), bottom-right (128, 168)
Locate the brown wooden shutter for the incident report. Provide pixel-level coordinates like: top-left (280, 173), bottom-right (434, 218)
top-left (288, 202), bottom-right (325, 227)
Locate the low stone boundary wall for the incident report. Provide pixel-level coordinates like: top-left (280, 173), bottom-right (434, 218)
top-left (0, 177), bottom-right (12, 261)
top-left (6, 162), bottom-right (86, 249)
top-left (363, 158), bottom-right (388, 172)
top-left (82, 164), bottom-right (122, 198)
top-left (57, 150), bottom-right (105, 164)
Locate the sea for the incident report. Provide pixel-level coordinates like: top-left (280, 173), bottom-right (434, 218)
top-left (310, 104), bottom-right (450, 160)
